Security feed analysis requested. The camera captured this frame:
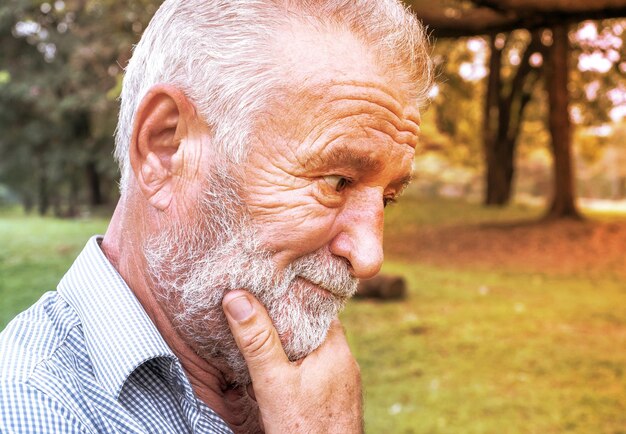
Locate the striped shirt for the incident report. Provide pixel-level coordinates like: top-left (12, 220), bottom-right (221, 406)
top-left (0, 236), bottom-right (233, 433)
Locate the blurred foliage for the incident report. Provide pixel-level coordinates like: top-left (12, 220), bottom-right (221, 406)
top-left (422, 19), bottom-right (626, 202)
top-left (428, 38), bottom-right (485, 169)
top-left (1, 1), bottom-right (626, 213)
top-left (0, 0), bottom-right (162, 215)
top-left (570, 19), bottom-right (626, 126)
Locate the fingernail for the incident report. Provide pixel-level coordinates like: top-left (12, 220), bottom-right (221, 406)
top-left (225, 295), bottom-right (253, 321)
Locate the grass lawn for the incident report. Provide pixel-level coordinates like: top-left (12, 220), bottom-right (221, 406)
top-left (0, 215), bottom-right (108, 327)
top-left (1, 197), bottom-right (625, 433)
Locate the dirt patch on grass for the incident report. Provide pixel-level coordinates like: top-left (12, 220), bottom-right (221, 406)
top-left (385, 219), bottom-right (626, 277)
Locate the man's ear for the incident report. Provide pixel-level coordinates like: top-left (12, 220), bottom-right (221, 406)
top-left (129, 84), bottom-right (197, 211)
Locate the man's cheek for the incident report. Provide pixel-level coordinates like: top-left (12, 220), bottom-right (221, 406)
top-left (254, 207), bottom-right (339, 268)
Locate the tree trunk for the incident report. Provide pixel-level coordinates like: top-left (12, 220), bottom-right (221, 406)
top-left (484, 34), bottom-right (511, 206)
top-left (484, 31), bottom-right (543, 206)
top-left (37, 171), bottom-right (49, 216)
top-left (85, 161), bottom-right (103, 206)
top-left (545, 24), bottom-right (581, 220)
top-left (485, 139), bottom-right (515, 205)
top-left (22, 193), bottom-right (34, 214)
top-left (67, 172), bottom-right (80, 218)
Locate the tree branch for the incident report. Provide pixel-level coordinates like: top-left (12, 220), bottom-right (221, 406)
top-left (504, 29), bottom-right (545, 138)
top-left (469, 0), bottom-right (509, 13)
top-left (407, 0), bottom-right (626, 38)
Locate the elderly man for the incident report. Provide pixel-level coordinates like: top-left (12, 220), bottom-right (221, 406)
top-left (0, 0), bottom-right (432, 432)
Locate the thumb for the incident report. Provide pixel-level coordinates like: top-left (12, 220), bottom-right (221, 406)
top-left (222, 290), bottom-right (290, 380)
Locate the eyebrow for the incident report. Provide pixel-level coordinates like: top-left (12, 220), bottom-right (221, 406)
top-left (396, 174), bottom-right (414, 190)
top-left (302, 144), bottom-right (414, 190)
top-left (307, 145), bottom-right (384, 173)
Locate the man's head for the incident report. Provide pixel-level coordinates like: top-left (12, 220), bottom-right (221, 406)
top-left (115, 0), bottom-right (433, 188)
top-left (115, 0), bottom-right (433, 383)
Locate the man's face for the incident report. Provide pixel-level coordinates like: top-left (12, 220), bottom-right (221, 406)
top-left (241, 27), bottom-right (420, 282)
top-left (242, 80), bottom-right (418, 280)
top-left (144, 168), bottom-right (358, 385)
top-left (144, 29), bottom-right (420, 384)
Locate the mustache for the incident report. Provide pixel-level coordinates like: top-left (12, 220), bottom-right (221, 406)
top-left (290, 248), bottom-right (358, 298)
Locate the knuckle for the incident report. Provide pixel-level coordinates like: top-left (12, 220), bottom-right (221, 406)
top-left (241, 327), bottom-right (274, 359)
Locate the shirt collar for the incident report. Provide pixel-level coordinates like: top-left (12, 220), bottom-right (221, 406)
top-left (57, 236), bottom-right (175, 398)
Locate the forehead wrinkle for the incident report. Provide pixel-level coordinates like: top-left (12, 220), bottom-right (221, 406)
top-left (295, 78), bottom-right (418, 121)
top-left (362, 124), bottom-right (418, 149)
top-left (302, 110), bottom-right (419, 155)
top-left (325, 79), bottom-right (406, 108)
top-left (274, 79), bottom-right (421, 171)
top-left (293, 95), bottom-right (419, 154)
top-left (324, 80), bottom-right (421, 124)
top-left (294, 114), bottom-right (417, 167)
top-left (324, 97), bottom-right (420, 140)
top-left (318, 90), bottom-right (420, 150)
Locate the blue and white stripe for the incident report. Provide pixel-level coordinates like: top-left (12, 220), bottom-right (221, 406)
top-left (0, 236), bottom-right (232, 433)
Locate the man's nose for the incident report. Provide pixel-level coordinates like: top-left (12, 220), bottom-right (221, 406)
top-left (329, 193), bottom-right (384, 279)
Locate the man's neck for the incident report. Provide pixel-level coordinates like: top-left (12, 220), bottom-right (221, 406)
top-left (100, 202), bottom-right (261, 433)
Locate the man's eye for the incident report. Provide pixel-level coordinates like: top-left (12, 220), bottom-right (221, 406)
top-left (323, 175), bottom-right (351, 192)
top-left (383, 196), bottom-right (397, 207)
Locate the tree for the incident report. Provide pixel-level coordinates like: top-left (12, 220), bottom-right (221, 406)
top-left (545, 24), bottom-right (581, 219)
top-left (407, 0), bottom-right (626, 218)
top-left (0, 0), bottom-right (161, 215)
top-left (483, 29), bottom-right (546, 205)
top-left (428, 38), bottom-right (485, 169)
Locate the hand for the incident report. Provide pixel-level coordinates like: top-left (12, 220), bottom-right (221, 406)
top-left (222, 290), bottom-right (363, 434)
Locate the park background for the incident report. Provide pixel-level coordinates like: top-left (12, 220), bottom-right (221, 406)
top-left (1, 0), bottom-right (626, 432)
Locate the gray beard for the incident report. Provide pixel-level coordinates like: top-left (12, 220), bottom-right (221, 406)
top-left (143, 167), bottom-right (358, 385)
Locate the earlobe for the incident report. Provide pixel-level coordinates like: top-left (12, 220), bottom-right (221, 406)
top-left (139, 152), bottom-right (173, 210)
top-left (129, 84), bottom-right (195, 211)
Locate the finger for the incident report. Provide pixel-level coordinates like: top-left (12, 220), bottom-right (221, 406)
top-left (222, 290), bottom-right (290, 379)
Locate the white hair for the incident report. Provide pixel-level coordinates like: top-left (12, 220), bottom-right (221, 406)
top-left (114, 0), bottom-right (434, 192)
top-left (144, 165), bottom-right (358, 384)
